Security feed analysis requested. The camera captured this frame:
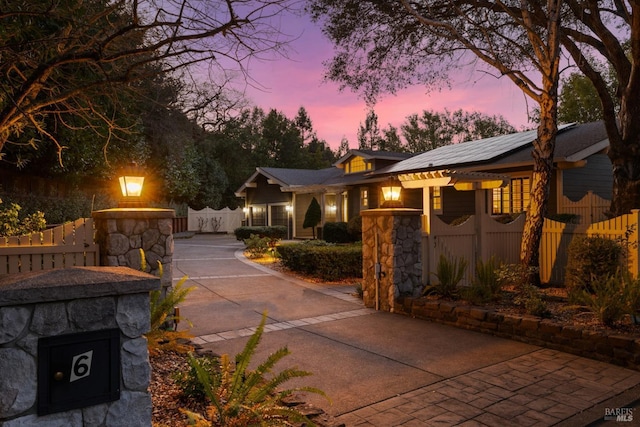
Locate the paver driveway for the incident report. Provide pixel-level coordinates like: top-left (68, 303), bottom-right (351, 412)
top-left (173, 234), bottom-right (640, 426)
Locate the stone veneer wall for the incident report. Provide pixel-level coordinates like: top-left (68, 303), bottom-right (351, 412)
top-left (0, 267), bottom-right (159, 426)
top-left (92, 208), bottom-right (175, 290)
top-left (396, 297), bottom-right (640, 371)
top-left (361, 209), bottom-right (423, 312)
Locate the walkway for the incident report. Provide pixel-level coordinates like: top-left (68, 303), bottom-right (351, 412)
top-left (173, 234), bottom-right (640, 426)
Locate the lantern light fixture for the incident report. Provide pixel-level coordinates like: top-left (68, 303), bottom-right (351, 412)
top-left (118, 162), bottom-right (145, 207)
top-left (381, 178), bottom-right (403, 208)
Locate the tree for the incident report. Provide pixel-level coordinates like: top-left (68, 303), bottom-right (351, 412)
top-left (308, 0), bottom-right (563, 284)
top-left (399, 109), bottom-right (515, 153)
top-left (336, 137), bottom-right (351, 158)
top-left (0, 0), bottom-right (297, 161)
top-left (357, 109), bottom-right (383, 150)
top-left (557, 73), bottom-right (604, 124)
top-left (556, 2), bottom-right (639, 215)
top-left (303, 197), bottom-right (322, 239)
top-left (380, 125), bottom-right (406, 152)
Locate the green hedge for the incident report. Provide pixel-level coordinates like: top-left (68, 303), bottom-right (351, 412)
top-left (233, 226), bottom-right (287, 241)
top-left (322, 222), bottom-right (351, 243)
top-left (278, 241), bottom-right (362, 281)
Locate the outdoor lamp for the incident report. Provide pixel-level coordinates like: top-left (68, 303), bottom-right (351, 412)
top-left (381, 179), bottom-right (403, 208)
top-left (118, 162), bottom-right (145, 207)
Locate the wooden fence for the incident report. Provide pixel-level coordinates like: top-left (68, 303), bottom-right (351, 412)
top-left (187, 207), bottom-right (244, 233)
top-left (558, 191), bottom-right (610, 224)
top-left (426, 209), bottom-right (640, 286)
top-left (0, 218), bottom-right (99, 274)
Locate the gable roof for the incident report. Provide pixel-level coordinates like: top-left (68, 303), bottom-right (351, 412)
top-left (236, 149), bottom-right (414, 196)
top-left (380, 122), bottom-right (579, 175)
top-left (334, 149), bottom-right (413, 168)
top-left (235, 166), bottom-right (342, 196)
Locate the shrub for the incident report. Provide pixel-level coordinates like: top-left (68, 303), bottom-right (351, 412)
top-left (233, 226), bottom-right (287, 243)
top-left (513, 284), bottom-right (549, 317)
top-left (1, 189), bottom-right (114, 224)
top-left (278, 241), bottom-right (362, 281)
top-left (423, 254), bottom-right (467, 298)
top-left (243, 234), bottom-right (270, 259)
top-left (303, 197), bottom-right (322, 239)
top-left (0, 199), bottom-right (46, 237)
top-left (180, 312), bottom-right (328, 426)
top-left (569, 269), bottom-right (640, 326)
top-left (347, 215), bottom-right (362, 241)
top-left (460, 256), bottom-right (502, 304)
top-left (496, 263), bottom-right (538, 288)
top-left (323, 221), bottom-right (351, 243)
top-left (565, 235), bottom-right (624, 292)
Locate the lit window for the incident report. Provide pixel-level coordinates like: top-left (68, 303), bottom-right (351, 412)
top-left (360, 188), bottom-right (369, 208)
top-left (431, 187), bottom-right (442, 213)
top-left (492, 177), bottom-right (530, 215)
top-left (346, 156), bottom-right (371, 174)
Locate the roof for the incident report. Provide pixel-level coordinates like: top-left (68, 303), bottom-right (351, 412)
top-left (381, 122), bottom-right (578, 175)
top-left (259, 167), bottom-right (342, 187)
top-left (334, 149), bottom-right (414, 167)
top-left (491, 121), bottom-right (608, 167)
top-left (235, 166), bottom-right (344, 196)
top-left (236, 149), bottom-right (413, 196)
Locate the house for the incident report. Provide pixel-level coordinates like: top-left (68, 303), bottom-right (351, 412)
top-left (373, 120), bottom-right (613, 285)
top-left (379, 121), bottom-right (612, 225)
top-left (235, 150), bottom-right (418, 239)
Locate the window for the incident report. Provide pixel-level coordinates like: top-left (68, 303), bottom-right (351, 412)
top-left (270, 205), bottom-right (288, 227)
top-left (251, 206), bottom-right (266, 226)
top-left (360, 188), bottom-right (369, 209)
top-left (346, 156), bottom-right (371, 174)
top-left (492, 177), bottom-right (530, 215)
top-left (431, 187), bottom-right (442, 213)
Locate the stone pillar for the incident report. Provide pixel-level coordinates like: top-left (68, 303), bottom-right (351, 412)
top-left (361, 209), bottom-right (423, 312)
top-left (0, 267), bottom-right (159, 426)
top-left (92, 208), bottom-right (175, 290)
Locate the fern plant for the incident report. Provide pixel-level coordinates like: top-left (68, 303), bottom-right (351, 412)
top-left (140, 249), bottom-right (195, 354)
top-left (461, 256), bottom-right (502, 304)
top-left (181, 312), bottom-right (328, 426)
top-left (424, 254), bottom-right (467, 298)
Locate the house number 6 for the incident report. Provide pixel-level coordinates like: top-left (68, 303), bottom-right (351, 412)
top-left (69, 350), bottom-right (93, 383)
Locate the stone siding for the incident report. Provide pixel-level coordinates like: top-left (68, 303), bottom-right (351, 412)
top-left (0, 267), bottom-right (159, 426)
top-left (361, 209), bottom-right (423, 312)
top-left (93, 208), bottom-right (175, 290)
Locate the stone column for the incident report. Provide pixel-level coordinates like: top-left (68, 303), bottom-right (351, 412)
top-left (92, 208), bottom-right (175, 290)
top-left (361, 208), bottom-right (423, 312)
top-left (0, 267), bottom-right (159, 426)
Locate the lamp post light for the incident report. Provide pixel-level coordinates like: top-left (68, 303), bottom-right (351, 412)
top-left (381, 178), bottom-right (403, 208)
top-left (118, 162), bottom-right (145, 208)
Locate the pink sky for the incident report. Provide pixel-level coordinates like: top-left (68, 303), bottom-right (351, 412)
top-left (239, 11), bottom-right (535, 150)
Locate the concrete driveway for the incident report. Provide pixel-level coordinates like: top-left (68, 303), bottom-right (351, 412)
top-left (173, 234), bottom-right (640, 426)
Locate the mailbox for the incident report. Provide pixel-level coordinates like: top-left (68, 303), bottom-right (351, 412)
top-left (37, 329), bottom-right (120, 415)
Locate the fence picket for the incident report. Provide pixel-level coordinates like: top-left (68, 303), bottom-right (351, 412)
top-left (0, 218), bottom-right (99, 273)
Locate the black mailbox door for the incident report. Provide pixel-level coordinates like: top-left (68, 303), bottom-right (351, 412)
top-left (38, 329), bottom-right (120, 415)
